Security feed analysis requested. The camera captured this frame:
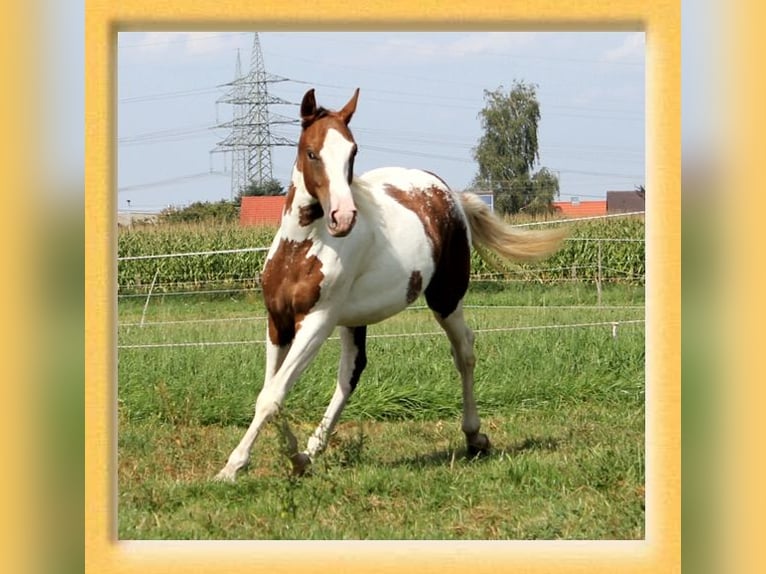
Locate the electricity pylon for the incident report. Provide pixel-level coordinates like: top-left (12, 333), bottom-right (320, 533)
top-left (213, 33), bottom-right (297, 199)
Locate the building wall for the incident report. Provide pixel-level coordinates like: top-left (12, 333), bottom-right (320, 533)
top-left (239, 196), bottom-right (286, 226)
top-left (240, 194), bottom-right (640, 224)
top-left (552, 200), bottom-right (607, 218)
top-left (606, 190), bottom-right (645, 213)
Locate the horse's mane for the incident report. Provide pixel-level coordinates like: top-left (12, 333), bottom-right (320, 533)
top-left (301, 107), bottom-right (332, 129)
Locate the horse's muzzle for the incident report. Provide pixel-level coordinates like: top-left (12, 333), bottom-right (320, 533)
top-left (328, 209), bottom-right (357, 237)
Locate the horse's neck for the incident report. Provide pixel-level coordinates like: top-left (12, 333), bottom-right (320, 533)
top-left (279, 169), bottom-right (322, 239)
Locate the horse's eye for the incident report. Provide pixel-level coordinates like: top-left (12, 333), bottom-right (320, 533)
top-left (307, 150), bottom-right (318, 161)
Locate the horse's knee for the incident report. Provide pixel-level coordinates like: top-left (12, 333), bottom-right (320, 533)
top-left (254, 391), bottom-right (281, 421)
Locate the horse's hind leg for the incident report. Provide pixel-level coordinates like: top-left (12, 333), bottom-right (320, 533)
top-left (433, 302), bottom-right (491, 456)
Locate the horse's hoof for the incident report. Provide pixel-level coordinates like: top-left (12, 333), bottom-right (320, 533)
top-left (291, 453), bottom-right (312, 476)
top-left (467, 433), bottom-right (491, 457)
top-left (213, 468), bottom-right (237, 483)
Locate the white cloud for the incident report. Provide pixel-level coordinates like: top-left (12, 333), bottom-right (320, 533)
top-left (120, 32), bottom-right (242, 59)
top-left (602, 32), bottom-right (645, 63)
top-left (374, 32), bottom-right (537, 64)
top-left (445, 32), bottom-right (536, 58)
top-left (185, 33), bottom-right (241, 57)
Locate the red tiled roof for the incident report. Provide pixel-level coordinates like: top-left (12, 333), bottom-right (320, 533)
top-left (552, 200), bottom-right (607, 218)
top-left (240, 196), bottom-right (286, 226)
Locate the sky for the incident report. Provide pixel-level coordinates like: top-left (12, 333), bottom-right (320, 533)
top-left (45, 1), bottom-right (715, 212)
top-left (116, 31), bottom-right (646, 212)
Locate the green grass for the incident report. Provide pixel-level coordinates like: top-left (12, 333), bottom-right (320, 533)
top-left (117, 282), bottom-right (645, 539)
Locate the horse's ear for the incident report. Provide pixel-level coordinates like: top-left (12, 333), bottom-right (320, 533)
top-left (338, 88), bottom-right (360, 125)
top-left (300, 89), bottom-right (317, 123)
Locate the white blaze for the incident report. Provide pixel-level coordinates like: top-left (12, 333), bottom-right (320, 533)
top-left (320, 128), bottom-right (357, 235)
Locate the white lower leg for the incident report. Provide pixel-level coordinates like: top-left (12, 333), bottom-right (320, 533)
top-left (305, 384), bottom-right (351, 459)
top-left (303, 326), bottom-right (364, 464)
top-left (215, 387), bottom-right (281, 481)
top-left (215, 339), bottom-right (290, 481)
top-left (216, 314), bottom-right (335, 481)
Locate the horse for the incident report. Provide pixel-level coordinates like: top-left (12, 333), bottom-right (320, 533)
top-left (215, 88), bottom-right (565, 481)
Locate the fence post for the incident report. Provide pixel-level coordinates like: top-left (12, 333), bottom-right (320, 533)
top-left (596, 241), bottom-right (603, 306)
top-left (140, 269), bottom-right (160, 328)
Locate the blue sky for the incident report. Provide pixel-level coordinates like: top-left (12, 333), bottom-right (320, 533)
top-left (50, 1), bottom-right (714, 212)
top-left (117, 31), bottom-right (645, 211)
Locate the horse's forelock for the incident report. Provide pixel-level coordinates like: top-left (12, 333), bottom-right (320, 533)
top-left (301, 107), bottom-right (331, 129)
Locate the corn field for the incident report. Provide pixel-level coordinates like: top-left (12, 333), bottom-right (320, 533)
top-left (117, 216), bottom-right (644, 294)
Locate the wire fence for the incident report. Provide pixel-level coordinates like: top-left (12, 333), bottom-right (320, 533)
top-left (511, 211), bottom-right (645, 228)
top-left (116, 259), bottom-right (644, 306)
top-left (117, 319), bottom-right (645, 350)
top-left (117, 211), bottom-right (645, 351)
top-left (117, 304), bottom-right (646, 329)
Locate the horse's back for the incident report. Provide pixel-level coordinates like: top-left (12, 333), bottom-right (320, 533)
top-left (348, 167), bottom-right (471, 320)
top-left (357, 167), bottom-right (449, 196)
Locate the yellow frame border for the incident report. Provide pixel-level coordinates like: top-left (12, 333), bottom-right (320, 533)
top-left (85, 1), bottom-right (680, 572)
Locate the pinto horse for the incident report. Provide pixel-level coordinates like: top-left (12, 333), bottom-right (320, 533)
top-left (216, 88), bottom-right (565, 481)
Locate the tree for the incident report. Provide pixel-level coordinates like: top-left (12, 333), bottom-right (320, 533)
top-left (472, 82), bottom-right (559, 215)
top-left (158, 200), bottom-right (239, 224)
top-left (238, 178), bottom-right (284, 202)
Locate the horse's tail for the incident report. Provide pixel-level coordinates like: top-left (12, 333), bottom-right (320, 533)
top-left (458, 192), bottom-right (567, 263)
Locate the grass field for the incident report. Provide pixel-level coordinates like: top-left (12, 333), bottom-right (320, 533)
top-left (117, 281), bottom-right (645, 540)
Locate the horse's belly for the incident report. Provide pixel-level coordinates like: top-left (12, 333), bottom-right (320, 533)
top-left (336, 248), bottom-right (434, 326)
top-left (333, 175), bottom-right (440, 326)
top-left (336, 270), bottom-right (427, 326)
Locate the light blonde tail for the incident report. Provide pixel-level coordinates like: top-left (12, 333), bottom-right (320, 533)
top-left (459, 192), bottom-right (567, 262)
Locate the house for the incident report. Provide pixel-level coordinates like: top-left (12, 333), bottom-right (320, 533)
top-left (240, 195), bottom-right (286, 226)
top-left (606, 190), bottom-right (645, 214)
top-left (552, 189), bottom-right (645, 218)
top-left (239, 190), bottom-right (644, 225)
top-left (552, 198), bottom-right (607, 218)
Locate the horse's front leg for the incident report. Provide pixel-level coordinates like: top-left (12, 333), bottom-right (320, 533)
top-left (292, 325), bottom-right (367, 475)
top-left (215, 312), bottom-right (335, 482)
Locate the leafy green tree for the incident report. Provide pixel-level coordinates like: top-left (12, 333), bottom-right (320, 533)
top-left (158, 200), bottom-right (239, 224)
top-left (472, 82), bottom-right (559, 215)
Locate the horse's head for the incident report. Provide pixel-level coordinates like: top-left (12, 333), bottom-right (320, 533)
top-left (297, 88), bottom-right (360, 237)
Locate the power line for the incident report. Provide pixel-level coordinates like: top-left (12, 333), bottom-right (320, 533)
top-left (118, 122), bottom-right (216, 145)
top-left (120, 86), bottom-right (221, 104)
top-left (118, 171), bottom-right (228, 193)
top-left (119, 76), bottom-right (643, 123)
top-left (117, 33), bottom-right (644, 205)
